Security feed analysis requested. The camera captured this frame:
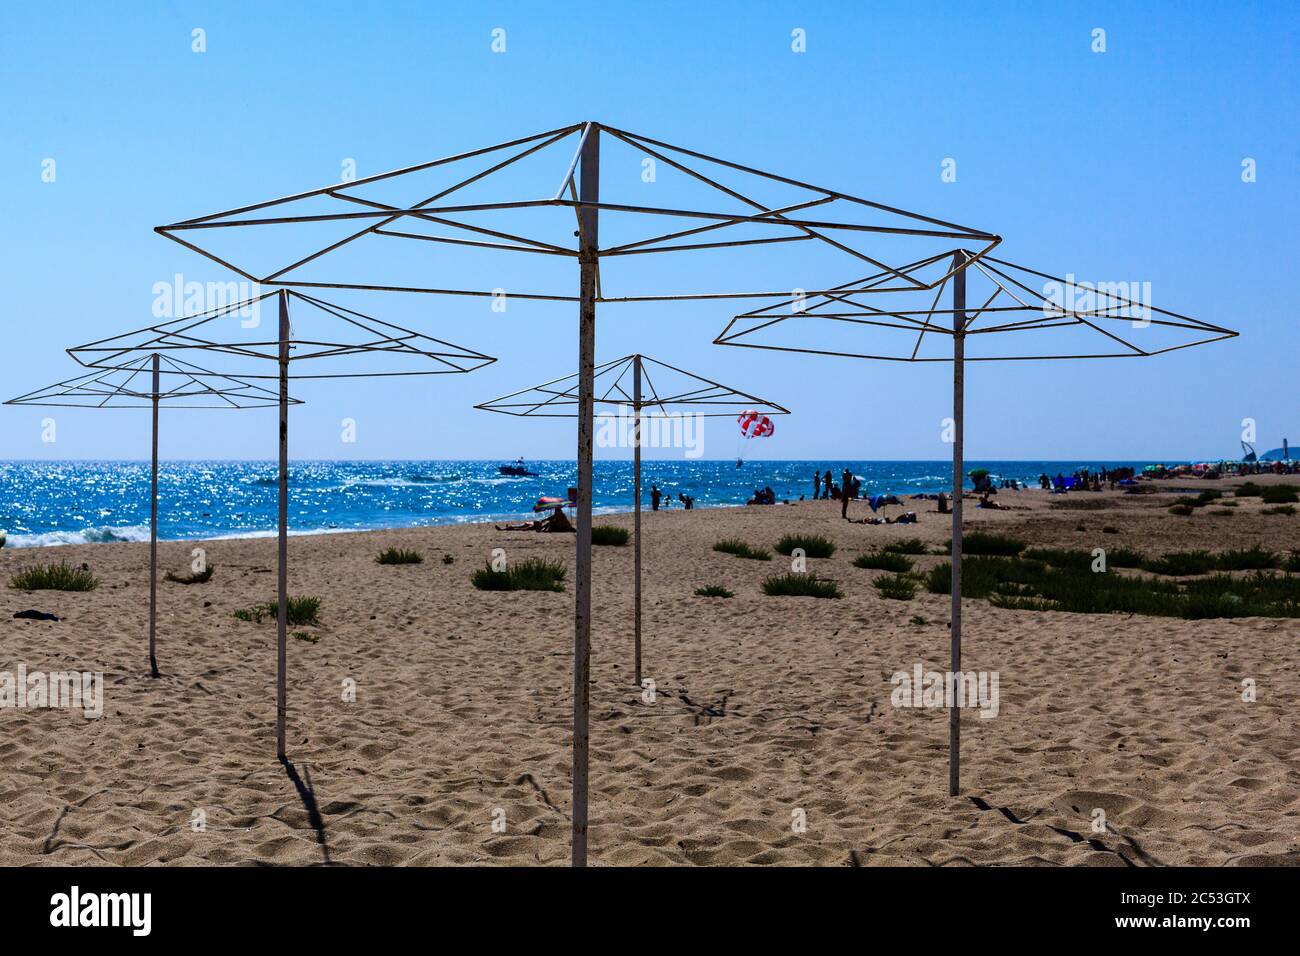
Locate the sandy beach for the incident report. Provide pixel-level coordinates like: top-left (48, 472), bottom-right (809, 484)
top-left (1, 475), bottom-right (1296, 867)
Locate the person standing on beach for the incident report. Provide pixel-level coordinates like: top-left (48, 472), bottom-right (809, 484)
top-left (841, 468), bottom-right (853, 519)
top-left (823, 469), bottom-right (833, 499)
top-left (650, 484), bottom-right (661, 511)
top-left (813, 470), bottom-right (822, 500)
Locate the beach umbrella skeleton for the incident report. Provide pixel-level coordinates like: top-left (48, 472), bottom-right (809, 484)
top-left (66, 290), bottom-right (496, 758)
top-left (475, 353), bottom-right (788, 687)
top-left (714, 250), bottom-right (1238, 795)
top-left (140, 119), bottom-right (1000, 865)
top-left (5, 356), bottom-right (297, 678)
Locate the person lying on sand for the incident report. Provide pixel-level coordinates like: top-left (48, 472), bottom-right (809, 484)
top-left (851, 511), bottom-right (919, 525)
top-left (495, 507), bottom-right (576, 533)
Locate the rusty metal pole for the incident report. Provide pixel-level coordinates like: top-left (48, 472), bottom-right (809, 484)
top-left (148, 352), bottom-right (160, 678)
top-left (276, 291), bottom-right (290, 760)
top-left (572, 123), bottom-right (599, 866)
top-left (632, 355), bottom-right (643, 689)
top-left (949, 251), bottom-right (967, 797)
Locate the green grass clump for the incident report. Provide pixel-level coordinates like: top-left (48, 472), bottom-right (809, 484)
top-left (376, 547), bottom-right (424, 565)
top-left (761, 573), bottom-right (842, 599)
top-left (1209, 508), bottom-right (1235, 517)
top-left (8, 562), bottom-right (98, 592)
top-left (1261, 485), bottom-right (1299, 504)
top-left (873, 574), bottom-right (917, 600)
top-left (591, 525), bottom-right (630, 546)
top-left (471, 557), bottom-right (567, 592)
top-left (442, 554), bottom-right (455, 564)
top-left (774, 534), bottom-right (836, 558)
top-left (1285, 552), bottom-right (1300, 573)
top-left (1234, 482), bottom-right (1263, 498)
top-left (947, 531), bottom-right (1026, 557)
top-left (165, 564), bottom-right (215, 584)
top-left (694, 584), bottom-right (733, 598)
top-left (926, 556), bottom-right (1046, 598)
top-left (1262, 505), bottom-right (1297, 516)
top-left (1105, 547), bottom-right (1146, 568)
top-left (292, 630), bottom-right (320, 644)
top-left (1022, 547), bottom-right (1095, 570)
top-left (713, 538), bottom-right (771, 561)
top-left (1215, 545), bottom-right (1278, 571)
top-left (1142, 551), bottom-right (1217, 576)
top-left (234, 596), bottom-right (321, 626)
top-left (1168, 504), bottom-right (1194, 516)
top-left (930, 555), bottom-right (1300, 619)
top-left (853, 551), bottom-right (913, 573)
top-left (882, 538), bottom-right (928, 555)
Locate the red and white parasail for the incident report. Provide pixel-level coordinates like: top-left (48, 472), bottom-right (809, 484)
top-left (737, 410), bottom-right (775, 439)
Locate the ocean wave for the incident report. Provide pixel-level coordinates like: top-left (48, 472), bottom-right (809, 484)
top-left (4, 524), bottom-right (153, 548)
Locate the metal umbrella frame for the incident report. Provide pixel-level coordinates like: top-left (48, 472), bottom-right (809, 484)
top-left (4, 354), bottom-right (299, 678)
top-left (714, 249), bottom-right (1238, 796)
top-left (475, 353), bottom-right (788, 687)
top-left (66, 290), bottom-right (496, 759)
top-left (142, 119), bottom-right (1001, 866)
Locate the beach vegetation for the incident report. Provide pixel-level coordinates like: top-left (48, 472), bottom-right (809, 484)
top-left (1022, 547), bottom-right (1095, 570)
top-left (1260, 485), bottom-right (1299, 504)
top-left (8, 562), bottom-right (98, 592)
top-left (1262, 505), bottom-right (1296, 516)
top-left (591, 525), bottom-right (630, 546)
top-left (774, 534), bottom-right (836, 558)
top-left (694, 584), bottom-right (733, 598)
top-left (947, 532), bottom-right (1026, 557)
top-left (1106, 547), bottom-right (1146, 568)
top-left (1142, 551), bottom-right (1217, 576)
top-left (761, 572), bottom-right (842, 599)
top-left (853, 551), bottom-right (913, 573)
top-left (713, 539), bottom-right (771, 561)
top-left (1234, 482), bottom-right (1263, 497)
top-left (471, 557), bottom-right (566, 592)
top-left (927, 556), bottom-right (1300, 619)
top-left (376, 548), bottom-right (424, 565)
top-left (442, 554), bottom-right (455, 564)
top-left (165, 564), bottom-right (215, 584)
top-left (873, 574), bottom-right (917, 600)
top-left (292, 630), bottom-right (320, 644)
top-left (233, 596), bottom-right (321, 625)
top-left (1168, 504), bottom-right (1194, 516)
top-left (882, 538), bottom-right (928, 555)
top-left (1215, 545), bottom-right (1279, 571)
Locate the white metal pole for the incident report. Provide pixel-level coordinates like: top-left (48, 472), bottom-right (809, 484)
top-left (149, 353), bottom-right (160, 678)
top-left (572, 123), bottom-right (599, 866)
top-left (633, 355), bottom-right (642, 688)
top-left (276, 291), bottom-right (290, 760)
top-left (949, 251), bottom-right (967, 797)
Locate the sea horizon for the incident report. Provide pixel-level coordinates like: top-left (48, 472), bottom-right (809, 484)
top-left (2, 457), bottom-right (1169, 548)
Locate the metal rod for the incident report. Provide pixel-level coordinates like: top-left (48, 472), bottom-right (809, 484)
top-left (949, 251), bottom-right (966, 797)
top-left (572, 123), bottom-right (599, 867)
top-left (633, 355), bottom-right (642, 688)
top-left (149, 353), bottom-right (160, 678)
top-left (276, 291), bottom-right (290, 760)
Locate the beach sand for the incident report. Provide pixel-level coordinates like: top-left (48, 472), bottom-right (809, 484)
top-left (1, 475), bottom-right (1297, 866)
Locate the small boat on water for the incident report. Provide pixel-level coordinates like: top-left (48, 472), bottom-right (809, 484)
top-left (499, 458), bottom-right (538, 477)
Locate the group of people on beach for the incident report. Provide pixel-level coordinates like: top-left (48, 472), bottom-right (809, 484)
top-left (649, 485), bottom-right (694, 510)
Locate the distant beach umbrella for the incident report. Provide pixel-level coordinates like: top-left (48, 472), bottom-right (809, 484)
top-left (143, 119), bottom-right (998, 866)
top-left (5, 354), bottom-right (298, 678)
top-left (66, 291), bottom-right (494, 761)
top-left (715, 250), bottom-right (1237, 797)
top-left (476, 353), bottom-right (787, 690)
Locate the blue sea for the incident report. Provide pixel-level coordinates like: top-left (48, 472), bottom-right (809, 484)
top-left (0, 459), bottom-right (1144, 548)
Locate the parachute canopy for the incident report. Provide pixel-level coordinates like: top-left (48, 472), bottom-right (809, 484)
top-left (737, 410), bottom-right (775, 439)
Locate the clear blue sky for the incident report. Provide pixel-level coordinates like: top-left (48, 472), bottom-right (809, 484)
top-left (2, 0), bottom-right (1296, 462)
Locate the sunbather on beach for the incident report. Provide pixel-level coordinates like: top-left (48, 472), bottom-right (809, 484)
top-left (495, 507), bottom-right (575, 533)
